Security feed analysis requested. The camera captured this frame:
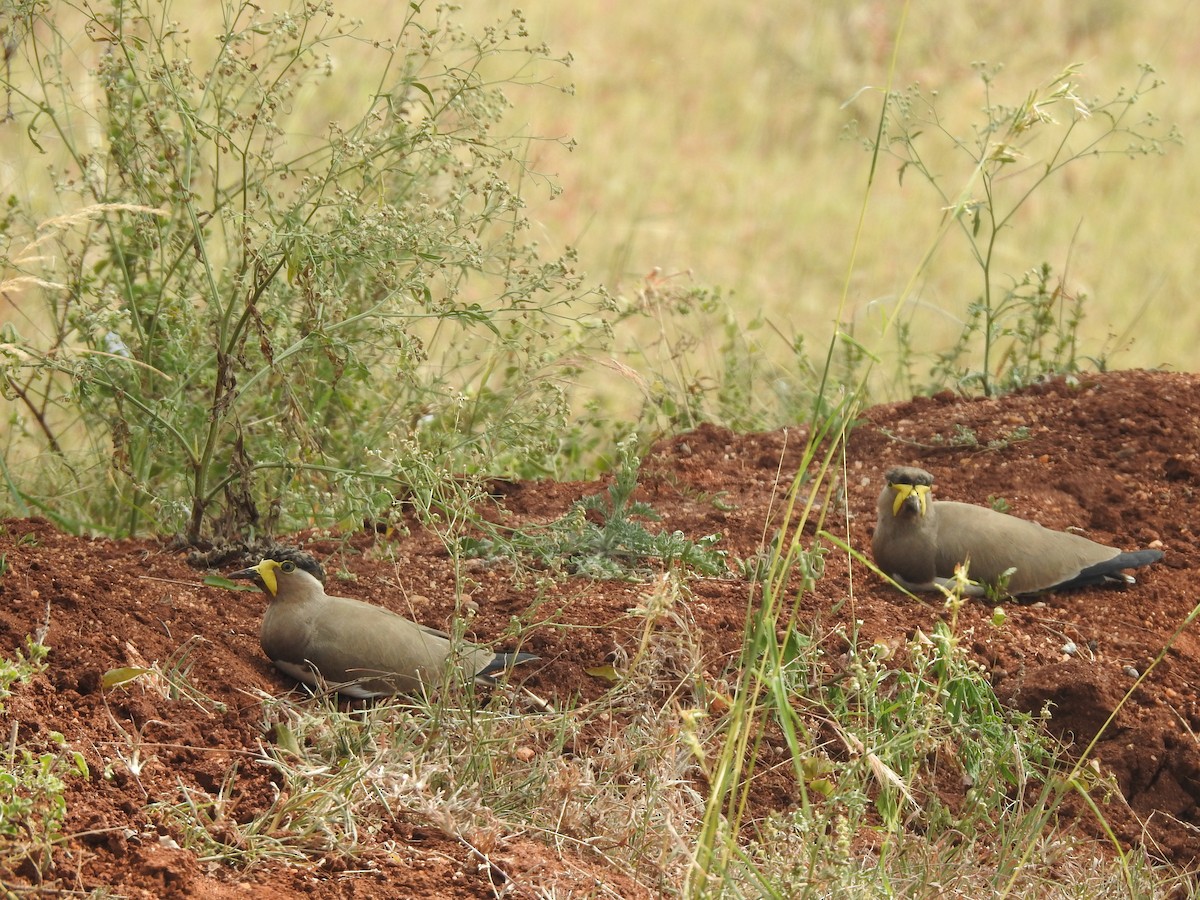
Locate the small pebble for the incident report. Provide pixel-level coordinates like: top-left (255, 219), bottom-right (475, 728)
top-left (1123, 666), bottom-right (1140, 679)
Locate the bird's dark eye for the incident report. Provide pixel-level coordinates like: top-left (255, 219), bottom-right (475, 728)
top-left (281, 561), bottom-right (295, 573)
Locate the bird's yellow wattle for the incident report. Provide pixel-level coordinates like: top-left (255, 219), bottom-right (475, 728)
top-left (891, 482), bottom-right (930, 517)
top-left (255, 558), bottom-right (282, 596)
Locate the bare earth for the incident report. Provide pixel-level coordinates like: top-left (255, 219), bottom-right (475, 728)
top-left (3, 368), bottom-right (1199, 897)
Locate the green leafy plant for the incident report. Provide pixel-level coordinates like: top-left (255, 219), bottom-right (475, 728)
top-left (0, 731), bottom-right (90, 880)
top-left (929, 262), bottom-right (1092, 396)
top-left (0, 0), bottom-right (607, 541)
top-left (876, 63), bottom-right (1180, 397)
top-left (461, 434), bottom-right (727, 578)
top-left (0, 637), bottom-right (47, 710)
top-left (880, 422), bottom-right (1032, 453)
top-left (690, 494), bottom-right (1068, 897)
top-left (0, 640), bottom-right (89, 881)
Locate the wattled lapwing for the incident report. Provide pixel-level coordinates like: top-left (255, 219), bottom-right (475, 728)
top-left (228, 550), bottom-right (536, 697)
top-left (872, 466), bottom-right (1163, 597)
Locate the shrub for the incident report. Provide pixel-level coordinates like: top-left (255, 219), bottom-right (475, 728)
top-left (0, 0), bottom-right (609, 541)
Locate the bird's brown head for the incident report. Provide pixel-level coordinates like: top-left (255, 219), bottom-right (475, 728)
top-left (883, 466), bottom-right (934, 518)
top-left (228, 549), bottom-right (325, 597)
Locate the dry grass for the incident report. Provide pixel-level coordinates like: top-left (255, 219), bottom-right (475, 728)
top-left (141, 573), bottom-right (711, 892)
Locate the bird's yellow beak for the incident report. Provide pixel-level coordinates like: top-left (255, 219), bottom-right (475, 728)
top-left (228, 558), bottom-right (283, 596)
top-left (891, 482), bottom-right (930, 517)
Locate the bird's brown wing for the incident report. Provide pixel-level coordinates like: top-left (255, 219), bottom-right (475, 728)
top-left (933, 502), bottom-right (1118, 594)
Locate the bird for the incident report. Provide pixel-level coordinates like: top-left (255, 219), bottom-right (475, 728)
top-left (227, 550), bottom-right (537, 698)
top-left (872, 466), bottom-right (1163, 597)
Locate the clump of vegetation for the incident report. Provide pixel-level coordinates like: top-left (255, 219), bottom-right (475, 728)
top-left (0, 0), bottom-right (608, 542)
top-left (0, 640), bottom-right (89, 882)
top-left (461, 435), bottom-right (727, 578)
top-left (872, 63), bottom-right (1180, 398)
top-left (0, 637), bottom-right (47, 711)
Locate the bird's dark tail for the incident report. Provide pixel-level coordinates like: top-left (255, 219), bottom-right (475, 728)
top-left (477, 650), bottom-right (539, 682)
top-left (1068, 549), bottom-right (1164, 589)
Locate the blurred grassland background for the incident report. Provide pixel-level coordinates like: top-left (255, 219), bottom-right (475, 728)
top-left (501, 1), bottom-right (1200, 401)
top-left (4, 1), bottom-right (1198, 413)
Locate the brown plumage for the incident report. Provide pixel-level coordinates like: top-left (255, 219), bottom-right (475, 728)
top-left (872, 466), bottom-right (1163, 597)
top-left (228, 551), bottom-right (536, 698)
